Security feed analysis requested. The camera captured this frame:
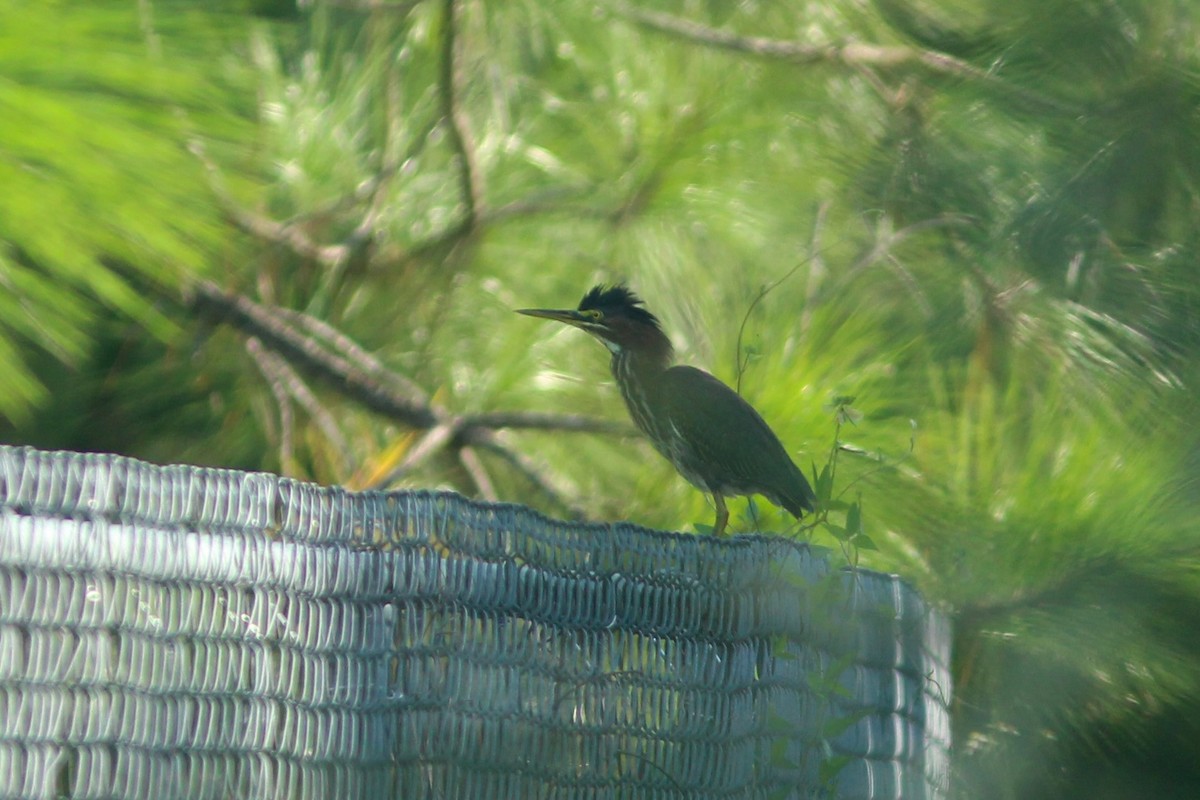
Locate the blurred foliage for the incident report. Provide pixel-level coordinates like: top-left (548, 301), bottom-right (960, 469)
top-left (0, 0), bottom-right (254, 423)
top-left (4, 0), bottom-right (1200, 797)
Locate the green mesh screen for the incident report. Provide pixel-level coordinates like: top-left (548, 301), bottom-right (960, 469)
top-left (0, 445), bottom-right (950, 799)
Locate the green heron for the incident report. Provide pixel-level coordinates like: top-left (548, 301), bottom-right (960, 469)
top-left (518, 284), bottom-right (816, 536)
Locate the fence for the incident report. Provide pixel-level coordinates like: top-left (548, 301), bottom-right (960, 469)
top-left (0, 445), bottom-right (950, 799)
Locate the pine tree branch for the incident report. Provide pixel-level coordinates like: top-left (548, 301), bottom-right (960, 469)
top-left (438, 0), bottom-right (483, 226)
top-left (466, 411), bottom-right (632, 436)
top-left (246, 337), bottom-right (296, 469)
top-left (458, 445), bottom-right (498, 501)
top-left (610, 3), bottom-right (979, 72)
top-left (188, 281), bottom-right (621, 509)
top-left (190, 281), bottom-right (438, 427)
top-left (609, 3), bottom-right (1071, 113)
top-left (273, 305), bottom-right (430, 404)
top-left (470, 435), bottom-right (589, 520)
top-left (246, 336), bottom-right (354, 470)
top-left (226, 206), bottom-right (354, 269)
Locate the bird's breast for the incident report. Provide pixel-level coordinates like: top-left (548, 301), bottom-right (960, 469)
top-left (612, 356), bottom-right (676, 460)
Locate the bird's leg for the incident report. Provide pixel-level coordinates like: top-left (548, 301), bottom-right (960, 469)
top-left (712, 493), bottom-right (729, 537)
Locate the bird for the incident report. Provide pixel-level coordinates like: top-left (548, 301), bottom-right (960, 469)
top-left (518, 284), bottom-right (816, 536)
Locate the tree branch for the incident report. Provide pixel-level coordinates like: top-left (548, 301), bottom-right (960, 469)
top-left (189, 282), bottom-right (624, 511)
top-left (384, 420), bottom-right (458, 483)
top-left (246, 337), bottom-right (295, 469)
top-left (470, 435), bottom-right (589, 520)
top-left (438, 0), bottom-right (483, 225)
top-left (609, 3), bottom-right (1070, 113)
top-left (458, 445), bottom-right (498, 501)
top-left (190, 281), bottom-right (438, 428)
top-left (274, 305), bottom-right (429, 404)
top-left (610, 3), bottom-right (978, 71)
top-left (465, 411), bottom-right (633, 436)
top-left (226, 206), bottom-right (353, 269)
top-left (247, 336), bottom-right (354, 470)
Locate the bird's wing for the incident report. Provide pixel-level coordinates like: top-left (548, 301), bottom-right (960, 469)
top-left (656, 366), bottom-right (814, 513)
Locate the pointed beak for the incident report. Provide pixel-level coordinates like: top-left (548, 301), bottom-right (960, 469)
top-left (516, 307), bottom-right (588, 328)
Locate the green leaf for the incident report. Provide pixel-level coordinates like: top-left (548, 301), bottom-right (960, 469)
top-left (815, 462), bottom-right (834, 502)
top-left (822, 524), bottom-right (849, 542)
top-left (846, 501), bottom-right (863, 537)
top-left (851, 533), bottom-right (878, 551)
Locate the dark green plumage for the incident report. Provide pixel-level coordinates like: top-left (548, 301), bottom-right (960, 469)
top-left (519, 284), bottom-right (816, 535)
top-left (656, 365), bottom-right (815, 519)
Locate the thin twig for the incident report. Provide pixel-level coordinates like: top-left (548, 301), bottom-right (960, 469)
top-left (611, 2), bottom-right (975, 69)
top-left (246, 337), bottom-right (295, 468)
top-left (230, 207), bottom-right (352, 268)
top-left (458, 446), bottom-right (498, 501)
top-left (734, 255), bottom-right (814, 394)
top-left (322, 0), bottom-right (424, 10)
top-left (884, 253), bottom-right (934, 317)
top-left (609, 3), bottom-right (1071, 113)
top-left (257, 339), bottom-right (355, 468)
top-left (438, 0), bottom-right (483, 224)
top-left (471, 436), bottom-right (588, 519)
top-left (381, 421), bottom-right (459, 485)
top-left (466, 411), bottom-right (633, 436)
top-left (800, 201), bottom-right (832, 340)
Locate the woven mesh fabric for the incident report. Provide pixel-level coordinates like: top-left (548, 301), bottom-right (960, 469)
top-left (0, 445), bottom-right (950, 800)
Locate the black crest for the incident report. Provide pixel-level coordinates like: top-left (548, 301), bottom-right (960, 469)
top-left (577, 284), bottom-right (662, 329)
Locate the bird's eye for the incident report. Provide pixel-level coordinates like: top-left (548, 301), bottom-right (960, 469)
top-left (586, 309), bottom-right (602, 320)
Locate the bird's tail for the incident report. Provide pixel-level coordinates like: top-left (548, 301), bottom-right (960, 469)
top-left (778, 465), bottom-right (817, 518)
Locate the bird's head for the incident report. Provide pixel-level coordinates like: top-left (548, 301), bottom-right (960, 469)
top-left (518, 284), bottom-right (673, 361)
